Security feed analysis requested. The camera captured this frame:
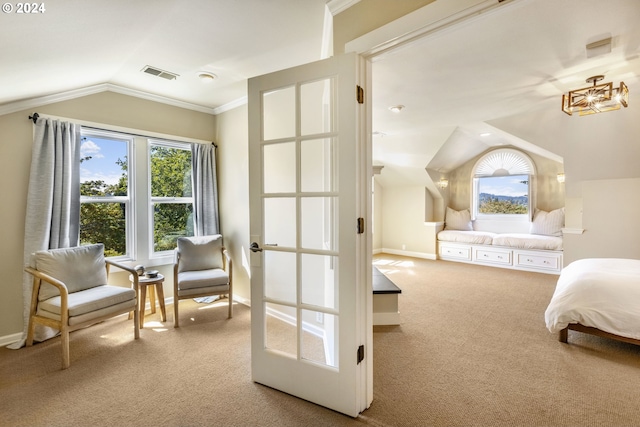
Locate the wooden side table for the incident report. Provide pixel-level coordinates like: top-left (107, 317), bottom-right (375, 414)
top-left (130, 274), bottom-right (166, 328)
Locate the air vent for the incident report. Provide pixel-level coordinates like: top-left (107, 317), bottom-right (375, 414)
top-left (141, 65), bottom-right (179, 80)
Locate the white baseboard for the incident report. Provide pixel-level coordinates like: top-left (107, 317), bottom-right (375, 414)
top-left (1, 332), bottom-right (24, 347)
top-left (380, 248), bottom-right (437, 260)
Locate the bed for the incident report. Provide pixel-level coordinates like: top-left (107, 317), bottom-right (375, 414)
top-left (545, 258), bottom-right (640, 345)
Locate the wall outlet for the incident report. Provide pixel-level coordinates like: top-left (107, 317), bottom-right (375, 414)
top-left (316, 312), bottom-right (324, 324)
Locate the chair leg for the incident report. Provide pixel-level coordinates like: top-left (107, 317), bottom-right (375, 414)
top-left (174, 298), bottom-right (180, 328)
top-left (26, 316), bottom-right (36, 347)
top-left (228, 293), bottom-right (233, 319)
top-left (61, 327), bottom-right (70, 370)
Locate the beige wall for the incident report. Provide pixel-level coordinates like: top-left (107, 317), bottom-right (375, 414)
top-left (215, 105), bottom-right (251, 303)
top-left (333, 0), bottom-right (435, 54)
top-left (380, 186), bottom-right (432, 255)
top-left (0, 91), bottom-right (215, 340)
top-left (448, 147), bottom-right (565, 213)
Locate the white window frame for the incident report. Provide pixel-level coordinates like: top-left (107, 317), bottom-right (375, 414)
top-left (148, 139), bottom-right (194, 258)
top-left (79, 129), bottom-right (135, 261)
top-left (470, 148), bottom-right (536, 222)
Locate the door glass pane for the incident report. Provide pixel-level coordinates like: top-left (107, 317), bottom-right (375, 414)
top-left (266, 302), bottom-right (297, 358)
top-left (301, 197), bottom-right (336, 251)
top-left (263, 86), bottom-right (295, 141)
top-left (302, 309), bottom-right (338, 368)
top-left (264, 142), bottom-right (296, 193)
top-left (264, 198), bottom-right (296, 248)
top-left (301, 78), bottom-right (333, 136)
top-left (301, 138), bottom-right (335, 192)
top-left (301, 254), bottom-right (337, 310)
top-left (264, 251), bottom-right (296, 303)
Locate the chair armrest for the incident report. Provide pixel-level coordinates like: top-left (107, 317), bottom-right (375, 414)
top-left (24, 266), bottom-right (69, 296)
top-left (105, 259), bottom-right (139, 290)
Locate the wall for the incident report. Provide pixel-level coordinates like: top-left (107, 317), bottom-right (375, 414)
top-left (372, 177), bottom-right (383, 251)
top-left (0, 91), bottom-right (215, 341)
top-left (490, 104), bottom-right (640, 264)
top-left (333, 0), bottom-right (435, 54)
top-left (215, 105), bottom-right (251, 303)
top-left (448, 147), bottom-right (565, 213)
top-left (380, 186), bottom-right (432, 257)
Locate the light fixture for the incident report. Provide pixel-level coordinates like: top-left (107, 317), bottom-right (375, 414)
top-left (562, 75), bottom-right (628, 116)
top-left (198, 71), bottom-right (217, 82)
top-left (436, 178), bottom-right (449, 189)
top-left (389, 105), bottom-right (404, 113)
top-left (557, 173), bottom-right (565, 183)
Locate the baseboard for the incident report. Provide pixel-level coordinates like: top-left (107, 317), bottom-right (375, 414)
top-left (0, 332), bottom-right (23, 347)
top-left (380, 248), bottom-right (437, 260)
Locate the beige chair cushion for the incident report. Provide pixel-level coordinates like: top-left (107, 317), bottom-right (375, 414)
top-left (177, 235), bottom-right (223, 272)
top-left (178, 269), bottom-right (229, 291)
top-left (34, 244), bottom-right (108, 301)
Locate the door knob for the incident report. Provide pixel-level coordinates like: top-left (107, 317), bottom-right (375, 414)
top-left (250, 242), bottom-right (263, 253)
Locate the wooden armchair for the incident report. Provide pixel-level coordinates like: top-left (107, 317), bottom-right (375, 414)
top-left (173, 235), bottom-right (233, 327)
top-left (24, 243), bottom-right (139, 369)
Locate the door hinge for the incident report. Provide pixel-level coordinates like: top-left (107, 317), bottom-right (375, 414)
top-left (357, 217), bottom-right (364, 234)
top-left (356, 85), bottom-right (364, 104)
top-left (357, 345), bottom-right (365, 364)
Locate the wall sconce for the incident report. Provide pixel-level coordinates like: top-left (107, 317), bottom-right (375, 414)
top-left (557, 173), bottom-right (565, 183)
top-left (436, 178), bottom-right (449, 189)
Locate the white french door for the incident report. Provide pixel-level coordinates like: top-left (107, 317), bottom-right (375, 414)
top-left (248, 52), bottom-right (372, 417)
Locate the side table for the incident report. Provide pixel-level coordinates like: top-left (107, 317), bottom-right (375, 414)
top-left (129, 273), bottom-right (166, 328)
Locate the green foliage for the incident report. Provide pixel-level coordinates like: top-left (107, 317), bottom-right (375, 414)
top-left (479, 198), bottom-right (528, 214)
top-left (79, 145), bottom-right (194, 257)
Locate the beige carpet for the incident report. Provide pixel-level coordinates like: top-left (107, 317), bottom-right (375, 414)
top-left (2, 255), bottom-right (640, 427)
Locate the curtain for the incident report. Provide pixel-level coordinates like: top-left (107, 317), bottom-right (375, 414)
top-left (191, 143), bottom-right (220, 236)
top-left (8, 117), bottom-right (81, 348)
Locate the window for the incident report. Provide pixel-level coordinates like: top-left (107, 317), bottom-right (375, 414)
top-left (149, 140), bottom-right (194, 254)
top-left (471, 149), bottom-right (535, 220)
top-left (79, 130), bottom-right (133, 258)
top-left (79, 126), bottom-right (198, 264)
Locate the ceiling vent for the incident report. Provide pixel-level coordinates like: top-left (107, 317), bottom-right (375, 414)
top-left (141, 65), bottom-right (179, 80)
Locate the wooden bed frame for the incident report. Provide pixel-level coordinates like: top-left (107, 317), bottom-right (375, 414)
top-left (560, 324), bottom-right (640, 346)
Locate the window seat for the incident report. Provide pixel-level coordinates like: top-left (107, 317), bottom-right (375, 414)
top-left (437, 230), bottom-right (563, 274)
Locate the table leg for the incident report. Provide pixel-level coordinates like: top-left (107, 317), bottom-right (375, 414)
top-left (149, 285), bottom-right (157, 314)
top-left (155, 283), bottom-right (167, 322)
top-left (139, 284), bottom-right (147, 329)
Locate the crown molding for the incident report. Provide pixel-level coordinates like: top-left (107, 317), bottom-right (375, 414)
top-left (326, 0), bottom-right (360, 15)
top-left (0, 83), bottom-right (227, 116)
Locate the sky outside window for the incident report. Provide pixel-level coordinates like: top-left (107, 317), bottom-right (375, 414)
top-left (80, 136), bottom-right (128, 187)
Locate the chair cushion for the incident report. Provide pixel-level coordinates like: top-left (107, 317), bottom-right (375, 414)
top-left (178, 269), bottom-right (229, 291)
top-left (177, 235), bottom-right (223, 272)
top-left (38, 285), bottom-right (136, 318)
top-left (34, 244), bottom-right (108, 301)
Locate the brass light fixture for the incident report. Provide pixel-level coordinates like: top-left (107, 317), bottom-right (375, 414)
top-left (562, 75), bottom-right (628, 116)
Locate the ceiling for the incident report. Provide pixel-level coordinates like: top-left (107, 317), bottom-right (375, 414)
top-left (1, 0), bottom-right (638, 189)
top-left (0, 0), bottom-right (329, 113)
top-left (371, 0), bottom-right (640, 187)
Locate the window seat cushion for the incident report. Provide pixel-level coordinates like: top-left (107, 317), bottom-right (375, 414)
top-left (437, 230), bottom-right (497, 245)
top-left (492, 233), bottom-right (563, 251)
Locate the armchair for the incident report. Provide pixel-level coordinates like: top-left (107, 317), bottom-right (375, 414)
top-left (173, 235), bottom-right (232, 328)
top-left (24, 243), bottom-right (139, 369)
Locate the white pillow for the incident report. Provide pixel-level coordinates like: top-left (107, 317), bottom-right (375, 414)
top-left (34, 244), bottom-right (107, 301)
top-left (177, 235), bottom-right (224, 272)
top-left (530, 208), bottom-right (564, 237)
top-left (445, 207), bottom-right (473, 231)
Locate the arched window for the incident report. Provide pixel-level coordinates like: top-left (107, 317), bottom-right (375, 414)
top-left (471, 148), bottom-right (536, 220)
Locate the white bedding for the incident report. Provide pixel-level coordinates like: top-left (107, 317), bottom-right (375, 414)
top-left (544, 258), bottom-right (640, 339)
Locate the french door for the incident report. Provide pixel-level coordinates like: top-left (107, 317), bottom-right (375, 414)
top-left (248, 52), bottom-right (372, 417)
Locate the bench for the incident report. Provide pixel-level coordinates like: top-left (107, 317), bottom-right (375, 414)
top-left (373, 266), bottom-right (401, 325)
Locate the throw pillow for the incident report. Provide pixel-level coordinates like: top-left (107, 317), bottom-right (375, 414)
top-left (445, 207), bottom-right (473, 231)
top-left (530, 208), bottom-right (564, 237)
top-left (177, 235), bottom-right (224, 272)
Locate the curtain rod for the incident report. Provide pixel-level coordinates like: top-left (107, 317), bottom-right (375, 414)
top-left (28, 112), bottom-right (217, 148)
